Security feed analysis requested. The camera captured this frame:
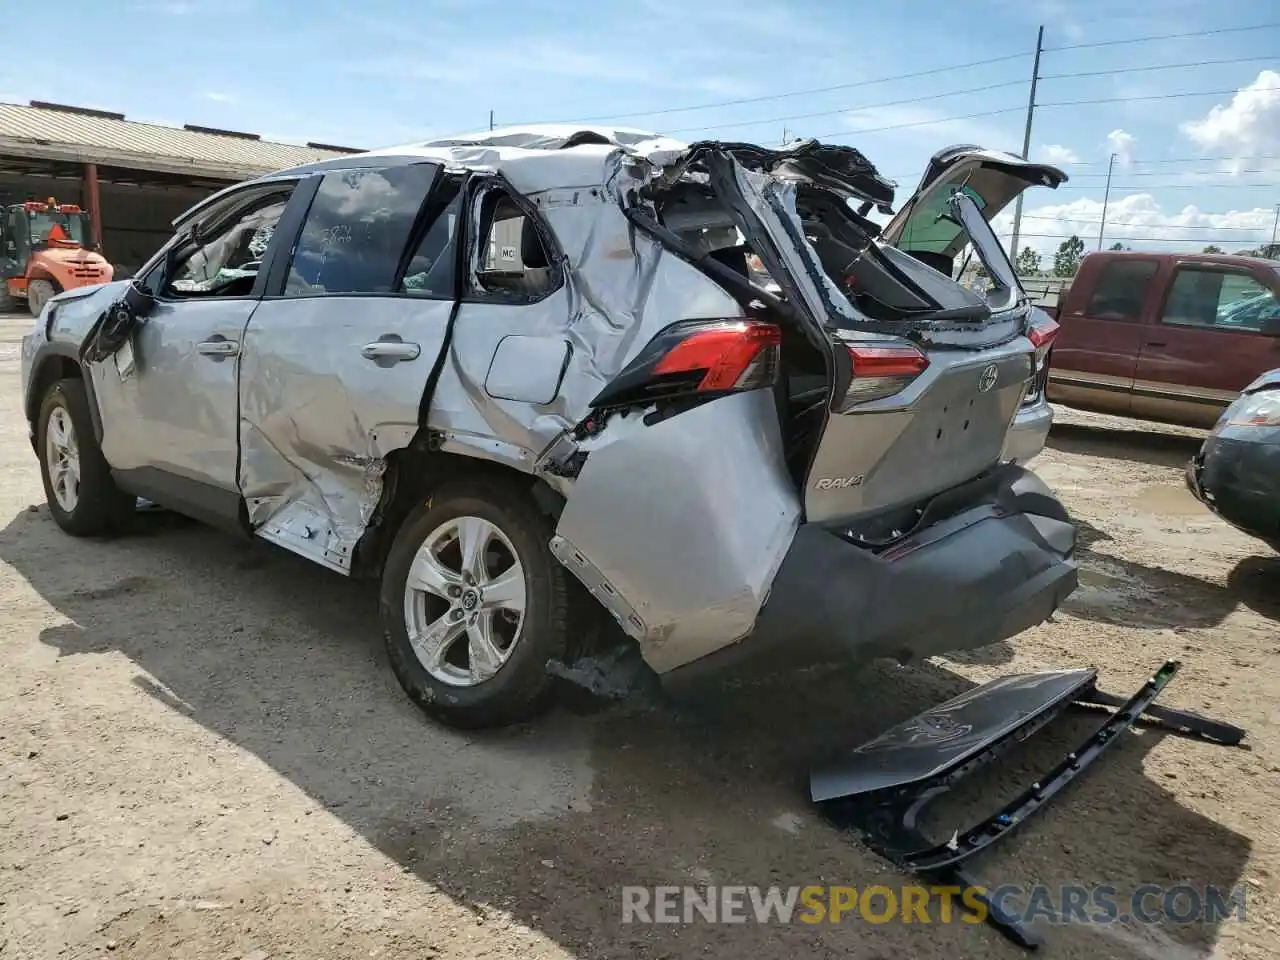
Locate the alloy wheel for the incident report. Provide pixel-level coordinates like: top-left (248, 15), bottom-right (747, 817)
top-left (402, 515), bottom-right (528, 687)
top-left (45, 406), bottom-right (81, 513)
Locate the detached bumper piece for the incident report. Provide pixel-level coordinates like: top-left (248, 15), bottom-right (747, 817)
top-left (812, 660), bottom-right (1245, 950)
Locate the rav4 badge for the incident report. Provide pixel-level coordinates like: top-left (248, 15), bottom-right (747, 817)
top-left (815, 476), bottom-right (865, 490)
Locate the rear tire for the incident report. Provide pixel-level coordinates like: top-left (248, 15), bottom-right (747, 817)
top-left (28, 279), bottom-right (56, 317)
top-left (37, 378), bottom-right (135, 537)
top-left (379, 474), bottom-right (580, 729)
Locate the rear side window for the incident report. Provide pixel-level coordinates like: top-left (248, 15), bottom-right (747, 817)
top-left (284, 164), bottom-right (437, 296)
top-left (1084, 259), bottom-right (1158, 321)
top-left (1160, 267), bottom-right (1278, 332)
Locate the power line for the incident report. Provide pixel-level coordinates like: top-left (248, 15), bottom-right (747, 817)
top-left (1055, 154), bottom-right (1280, 167)
top-left (1043, 21), bottom-right (1280, 52)
top-left (1019, 215), bottom-right (1273, 231)
top-left (1038, 86), bottom-right (1280, 109)
top-left (1039, 54), bottom-right (1279, 81)
top-left (1005, 232), bottom-right (1275, 243)
top-left (532, 52), bottom-right (1030, 125)
top-left (664, 79), bottom-right (1028, 135)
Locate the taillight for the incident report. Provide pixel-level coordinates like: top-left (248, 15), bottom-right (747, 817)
top-left (839, 341), bottom-right (929, 408)
top-left (590, 319), bottom-right (782, 410)
top-left (1027, 316), bottom-right (1059, 350)
top-left (1027, 315), bottom-right (1059, 372)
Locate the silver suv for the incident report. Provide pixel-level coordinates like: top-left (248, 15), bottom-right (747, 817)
top-left (20, 127), bottom-right (1075, 729)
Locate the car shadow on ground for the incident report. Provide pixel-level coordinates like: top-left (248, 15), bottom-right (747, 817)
top-left (1063, 517), bottom-right (1247, 631)
top-left (1047, 423), bottom-right (1204, 470)
top-left (0, 506), bottom-right (1253, 959)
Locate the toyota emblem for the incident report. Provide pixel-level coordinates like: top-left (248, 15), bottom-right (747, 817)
top-left (977, 364), bottom-right (999, 393)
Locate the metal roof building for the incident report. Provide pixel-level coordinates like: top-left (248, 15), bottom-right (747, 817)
top-left (0, 100), bottom-right (363, 274)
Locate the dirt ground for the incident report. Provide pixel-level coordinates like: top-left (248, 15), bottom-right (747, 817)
top-left (1, 311), bottom-right (1277, 960)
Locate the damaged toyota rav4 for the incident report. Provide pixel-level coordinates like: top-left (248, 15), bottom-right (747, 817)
top-left (20, 126), bottom-right (1075, 729)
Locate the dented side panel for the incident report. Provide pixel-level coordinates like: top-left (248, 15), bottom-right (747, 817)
top-left (551, 389), bottom-right (801, 673)
top-left (237, 296), bottom-right (452, 572)
top-left (427, 186), bottom-right (745, 483)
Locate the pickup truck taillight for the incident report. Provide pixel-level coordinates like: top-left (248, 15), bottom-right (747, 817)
top-left (838, 341), bottom-right (930, 409)
top-left (589, 319), bottom-right (782, 409)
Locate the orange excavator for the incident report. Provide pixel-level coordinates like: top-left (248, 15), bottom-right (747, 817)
top-left (0, 198), bottom-right (114, 316)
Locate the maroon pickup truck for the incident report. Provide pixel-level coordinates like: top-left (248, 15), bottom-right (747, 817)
top-left (1044, 251), bottom-right (1280, 428)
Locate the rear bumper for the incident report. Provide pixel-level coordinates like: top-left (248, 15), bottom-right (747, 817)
top-left (1001, 395), bottom-right (1052, 464)
top-left (666, 465), bottom-right (1077, 680)
top-left (1187, 435), bottom-right (1280, 547)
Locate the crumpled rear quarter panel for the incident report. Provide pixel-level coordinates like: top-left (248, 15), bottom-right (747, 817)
top-left (550, 389), bottom-right (801, 673)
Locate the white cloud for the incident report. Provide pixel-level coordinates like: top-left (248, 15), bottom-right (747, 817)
top-left (1038, 144), bottom-right (1080, 165)
top-left (994, 194), bottom-right (1279, 258)
top-left (204, 92), bottom-right (234, 103)
top-left (1106, 129), bottom-right (1136, 167)
top-left (1181, 70), bottom-right (1280, 173)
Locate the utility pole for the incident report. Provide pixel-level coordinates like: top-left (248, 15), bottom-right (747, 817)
top-left (782, 126), bottom-right (791, 146)
top-left (1009, 25), bottom-right (1045, 264)
top-left (489, 110), bottom-right (495, 131)
top-left (1270, 203), bottom-right (1279, 248)
top-left (1097, 153), bottom-right (1117, 250)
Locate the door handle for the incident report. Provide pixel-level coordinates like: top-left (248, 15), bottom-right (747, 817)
top-left (197, 337), bottom-right (239, 359)
top-left (361, 337), bottom-right (420, 366)
top-left (1146, 341), bottom-right (1167, 347)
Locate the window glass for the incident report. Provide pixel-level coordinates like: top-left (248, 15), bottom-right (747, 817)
top-left (896, 182), bottom-right (986, 255)
top-left (167, 191), bottom-right (291, 298)
top-left (285, 164), bottom-right (437, 296)
top-left (1084, 259), bottom-right (1158, 321)
top-left (399, 179), bottom-right (464, 299)
top-left (471, 189), bottom-right (558, 302)
top-left (1161, 268), bottom-right (1278, 332)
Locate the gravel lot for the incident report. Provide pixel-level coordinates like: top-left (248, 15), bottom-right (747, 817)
top-left (1, 312), bottom-right (1277, 960)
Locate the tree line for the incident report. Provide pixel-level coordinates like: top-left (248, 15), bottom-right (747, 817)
top-left (1014, 237), bottom-right (1280, 278)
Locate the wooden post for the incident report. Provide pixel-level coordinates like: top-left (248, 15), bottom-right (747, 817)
top-left (83, 162), bottom-right (103, 250)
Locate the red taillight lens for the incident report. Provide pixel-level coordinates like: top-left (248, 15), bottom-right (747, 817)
top-left (840, 341), bottom-right (929, 408)
top-left (652, 320), bottom-right (781, 392)
top-left (1027, 316), bottom-right (1059, 350)
top-left (589, 318), bottom-right (782, 411)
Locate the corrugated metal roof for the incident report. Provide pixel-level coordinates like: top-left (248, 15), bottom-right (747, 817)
top-left (0, 101), bottom-right (358, 180)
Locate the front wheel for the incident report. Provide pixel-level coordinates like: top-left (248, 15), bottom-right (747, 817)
top-left (27, 279), bottom-right (56, 317)
top-left (379, 475), bottom-right (581, 729)
top-left (37, 378), bottom-right (136, 536)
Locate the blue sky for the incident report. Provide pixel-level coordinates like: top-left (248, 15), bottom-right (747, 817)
top-left (1, 0), bottom-right (1277, 258)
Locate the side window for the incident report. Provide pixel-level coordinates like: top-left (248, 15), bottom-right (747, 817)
top-left (284, 164), bottom-right (437, 297)
top-left (398, 177), bottom-right (465, 299)
top-left (1084, 259), bottom-right (1158, 321)
top-left (1161, 268), bottom-right (1278, 333)
top-left (468, 187), bottom-right (559, 303)
top-left (166, 191), bottom-right (292, 299)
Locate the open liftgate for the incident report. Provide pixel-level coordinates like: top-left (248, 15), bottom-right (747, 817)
top-left (810, 659), bottom-right (1246, 949)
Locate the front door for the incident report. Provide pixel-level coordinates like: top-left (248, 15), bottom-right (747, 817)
top-left (86, 180), bottom-right (299, 527)
top-left (1131, 262), bottom-right (1280, 427)
top-left (236, 160), bottom-right (458, 572)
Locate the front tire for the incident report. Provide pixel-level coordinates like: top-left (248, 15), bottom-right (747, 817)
top-left (37, 378), bottom-right (135, 536)
top-left (28, 279), bottom-right (56, 318)
top-left (379, 475), bottom-right (579, 729)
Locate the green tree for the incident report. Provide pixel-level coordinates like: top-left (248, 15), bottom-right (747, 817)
top-left (1015, 246), bottom-right (1042, 275)
top-left (1109, 242), bottom-right (1130, 252)
top-left (1202, 244), bottom-right (1224, 254)
top-left (1053, 235), bottom-right (1085, 277)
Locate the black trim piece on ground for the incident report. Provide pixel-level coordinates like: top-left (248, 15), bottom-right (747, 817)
top-left (814, 659), bottom-right (1246, 950)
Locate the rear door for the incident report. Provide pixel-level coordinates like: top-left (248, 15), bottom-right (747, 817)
top-left (236, 159), bottom-right (460, 572)
top-left (1131, 261), bottom-right (1280, 428)
top-left (1048, 256), bottom-right (1160, 416)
